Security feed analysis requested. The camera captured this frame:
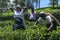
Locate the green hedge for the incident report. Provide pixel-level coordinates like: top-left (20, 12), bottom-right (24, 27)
top-left (0, 26), bottom-right (60, 40)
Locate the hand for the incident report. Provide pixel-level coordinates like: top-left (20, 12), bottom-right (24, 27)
top-left (34, 24), bottom-right (36, 27)
top-left (47, 28), bottom-right (50, 31)
top-left (32, 25), bottom-right (37, 29)
top-left (23, 6), bottom-right (27, 9)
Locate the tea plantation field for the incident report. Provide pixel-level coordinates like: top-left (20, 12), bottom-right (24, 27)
top-left (0, 8), bottom-right (60, 40)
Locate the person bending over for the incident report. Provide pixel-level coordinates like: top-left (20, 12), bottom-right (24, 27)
top-left (34, 12), bottom-right (60, 31)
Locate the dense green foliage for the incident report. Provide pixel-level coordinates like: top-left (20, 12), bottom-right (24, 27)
top-left (0, 8), bottom-right (60, 40)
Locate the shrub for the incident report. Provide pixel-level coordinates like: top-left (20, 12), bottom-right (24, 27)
top-left (0, 9), bottom-right (60, 40)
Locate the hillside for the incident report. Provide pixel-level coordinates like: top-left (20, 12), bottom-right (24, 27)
top-left (0, 8), bottom-right (60, 40)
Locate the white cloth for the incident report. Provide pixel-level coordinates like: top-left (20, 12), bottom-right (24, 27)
top-left (13, 9), bottom-right (26, 27)
top-left (38, 16), bottom-right (53, 24)
top-left (29, 12), bottom-right (36, 20)
top-left (14, 9), bottom-right (24, 19)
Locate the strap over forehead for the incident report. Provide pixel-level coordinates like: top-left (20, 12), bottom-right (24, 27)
top-left (16, 5), bottom-right (21, 8)
top-left (40, 11), bottom-right (47, 17)
top-left (40, 11), bottom-right (45, 14)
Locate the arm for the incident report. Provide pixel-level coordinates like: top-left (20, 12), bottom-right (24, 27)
top-left (47, 22), bottom-right (53, 31)
top-left (8, 6), bottom-right (14, 12)
top-left (21, 6), bottom-right (27, 12)
top-left (33, 19), bottom-right (39, 28)
top-left (34, 20), bottom-right (39, 25)
top-left (10, 8), bottom-right (14, 12)
top-left (46, 16), bottom-right (53, 31)
top-left (34, 17), bottom-right (41, 25)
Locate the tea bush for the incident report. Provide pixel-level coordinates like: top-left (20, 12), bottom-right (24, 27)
top-left (0, 9), bottom-right (60, 40)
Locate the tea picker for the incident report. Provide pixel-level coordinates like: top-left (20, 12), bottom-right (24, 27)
top-left (8, 4), bottom-right (27, 31)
